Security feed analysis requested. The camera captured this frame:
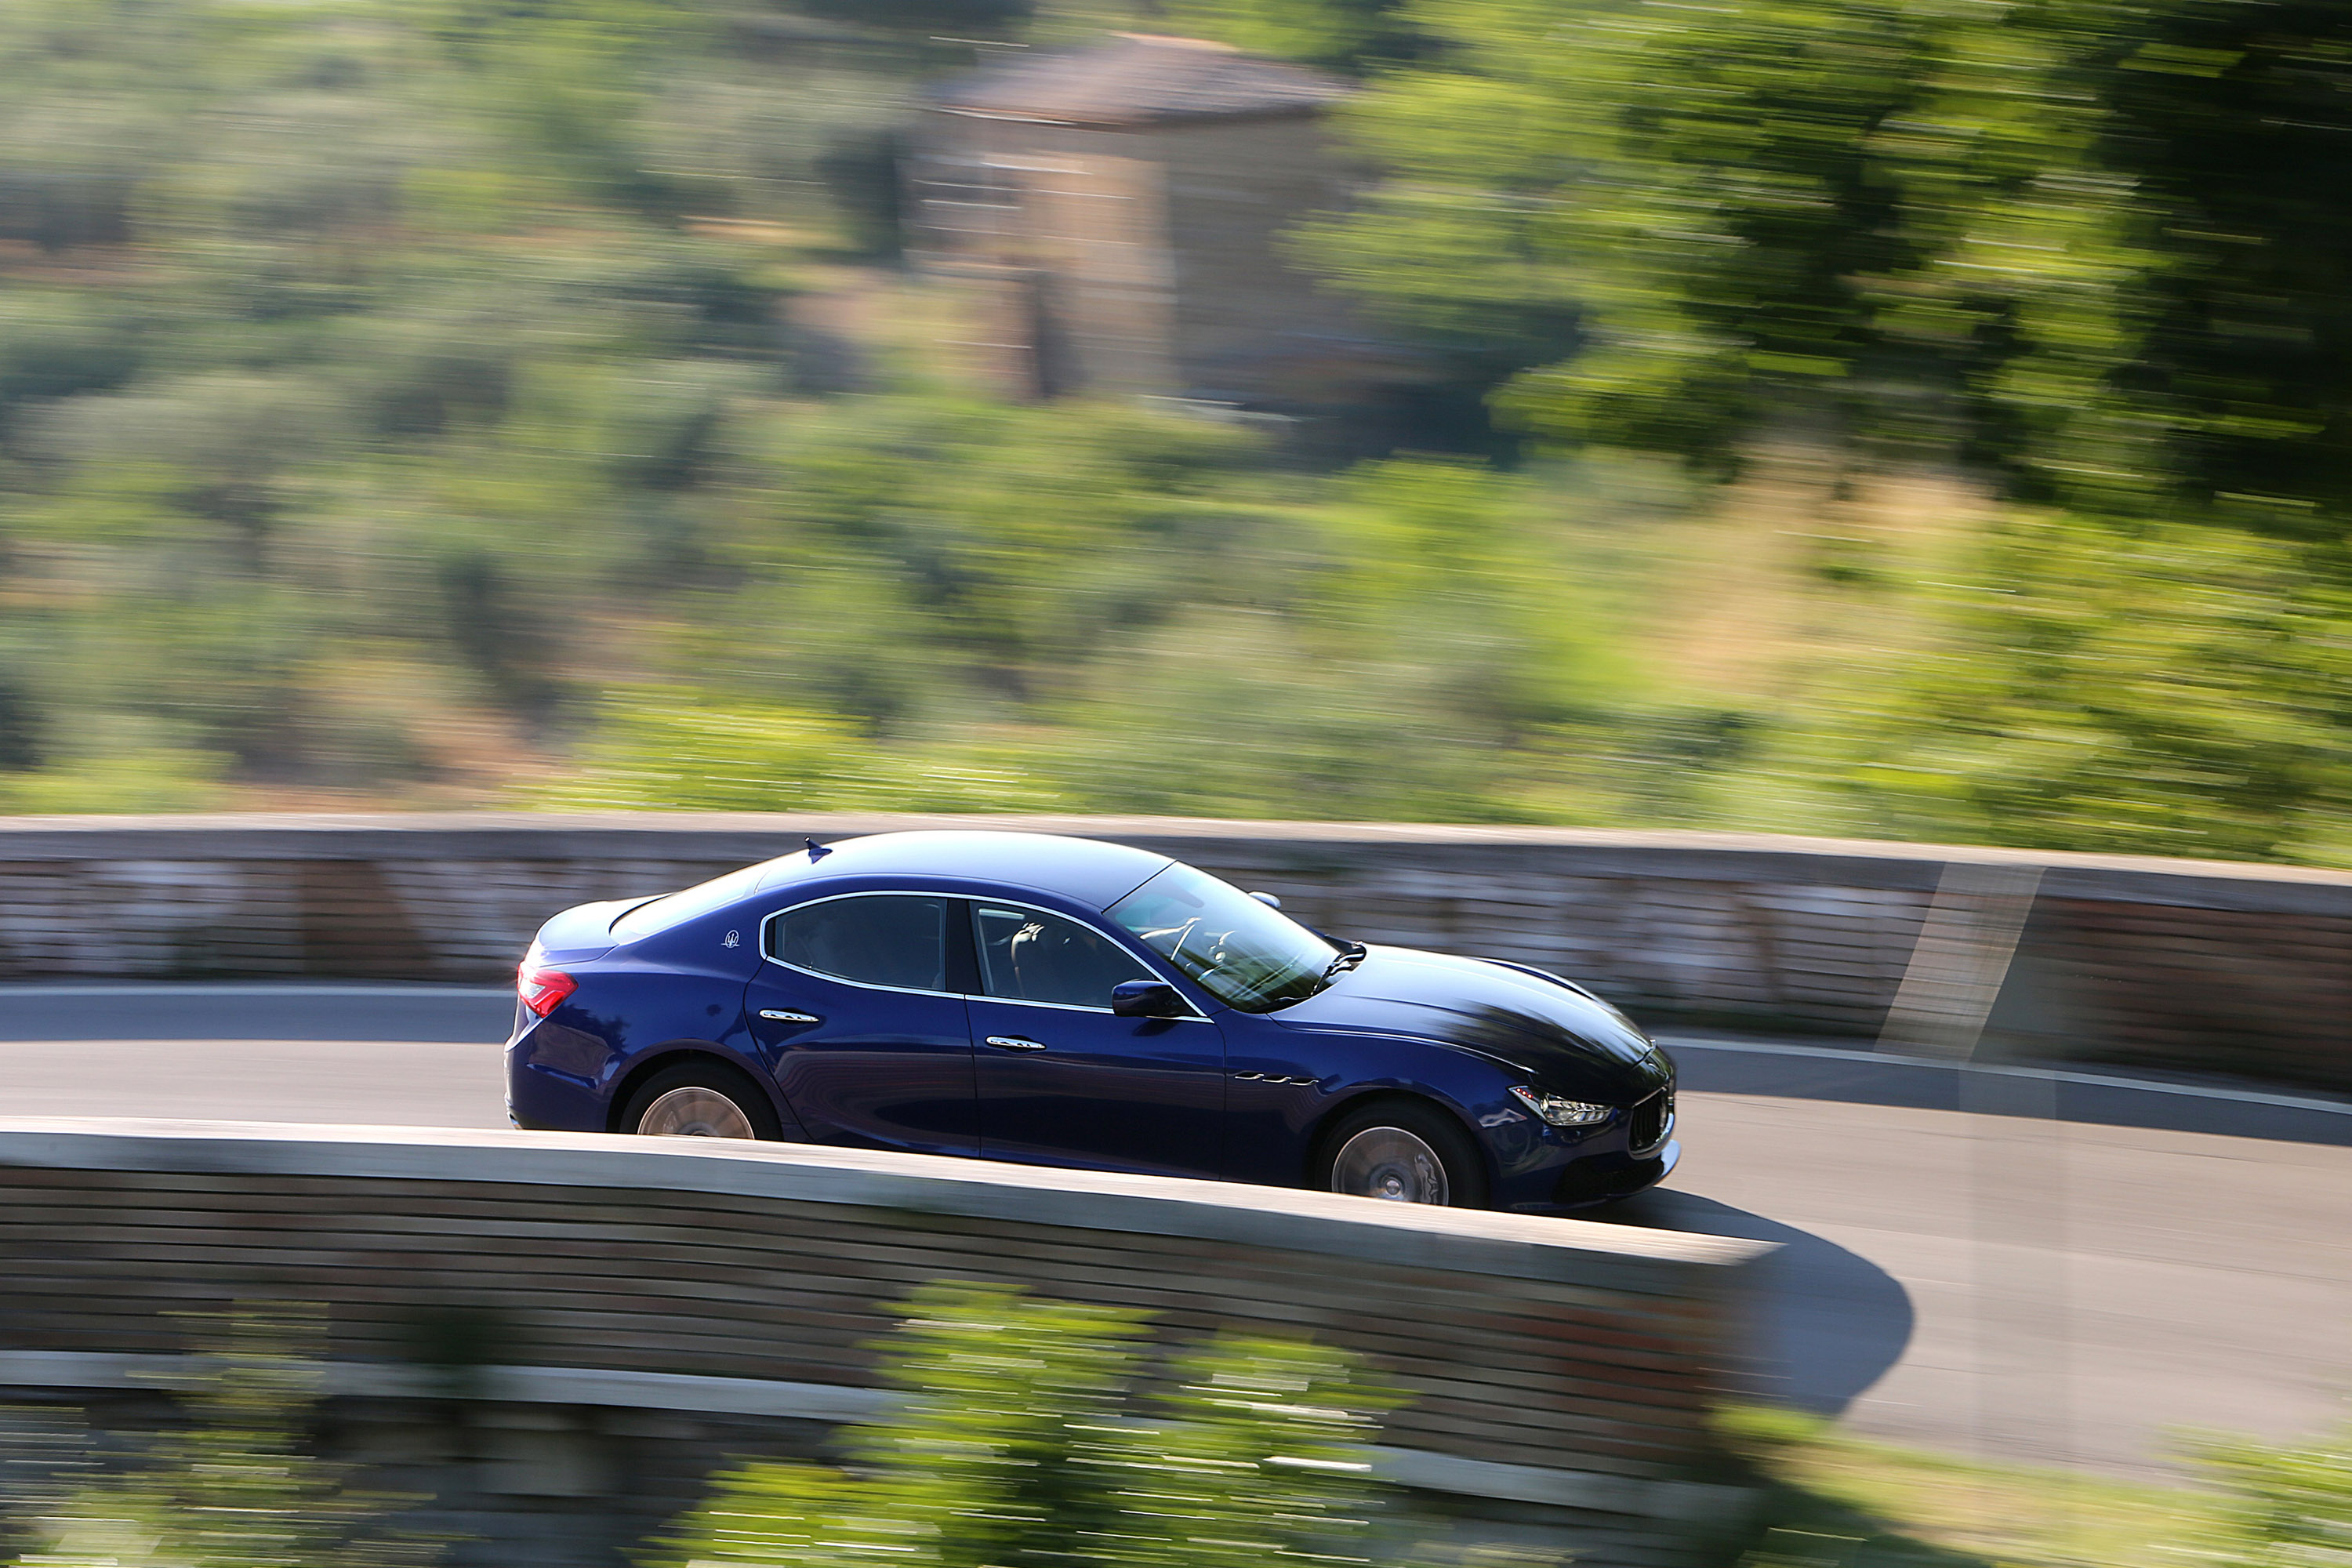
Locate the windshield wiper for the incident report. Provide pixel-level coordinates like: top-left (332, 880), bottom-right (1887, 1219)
top-left (1322, 941), bottom-right (1368, 981)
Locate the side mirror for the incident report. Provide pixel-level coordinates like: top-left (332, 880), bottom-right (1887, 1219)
top-left (1112, 980), bottom-right (1189, 1018)
top-left (1247, 891), bottom-right (1282, 909)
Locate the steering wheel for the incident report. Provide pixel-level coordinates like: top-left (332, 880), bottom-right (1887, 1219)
top-left (1141, 918), bottom-right (1203, 963)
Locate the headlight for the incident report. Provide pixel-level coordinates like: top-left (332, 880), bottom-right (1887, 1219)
top-left (1508, 1086), bottom-right (1613, 1127)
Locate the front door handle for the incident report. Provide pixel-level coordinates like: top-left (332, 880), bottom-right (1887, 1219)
top-left (759, 1009), bottom-right (822, 1024)
top-left (985, 1035), bottom-right (1047, 1051)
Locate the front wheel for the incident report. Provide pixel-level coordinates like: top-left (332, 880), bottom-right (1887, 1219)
top-left (620, 1062), bottom-right (780, 1141)
top-left (1316, 1101), bottom-right (1487, 1208)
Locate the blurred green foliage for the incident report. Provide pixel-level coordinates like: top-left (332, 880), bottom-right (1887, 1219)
top-left (5, 1306), bottom-right (439, 1568)
top-left (1715, 1401), bottom-right (2352, 1568)
top-left (6, 0), bottom-right (2352, 862)
top-left (1310, 0), bottom-right (2352, 522)
top-left (1295, 0), bottom-right (2352, 860)
top-left (2193, 1419), bottom-right (2352, 1568)
top-left (1145, 0), bottom-right (1431, 70)
top-left (5, 1295), bottom-right (2347, 1568)
top-left (651, 1280), bottom-right (1400, 1568)
top-left (541, 405), bottom-right (1648, 822)
top-left (0, 0), bottom-right (1661, 827)
top-left (0, 0), bottom-right (870, 805)
top-left (1811, 516), bottom-right (2352, 862)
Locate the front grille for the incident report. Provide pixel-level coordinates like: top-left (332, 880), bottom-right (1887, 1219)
top-left (1627, 1090), bottom-right (1673, 1155)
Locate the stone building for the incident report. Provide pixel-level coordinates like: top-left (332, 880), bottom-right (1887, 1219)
top-left (906, 33), bottom-right (1418, 412)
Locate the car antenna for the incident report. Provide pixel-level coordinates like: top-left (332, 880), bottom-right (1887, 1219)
top-left (805, 837), bottom-right (833, 860)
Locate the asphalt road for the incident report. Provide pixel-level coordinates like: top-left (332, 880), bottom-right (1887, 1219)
top-left (2, 982), bottom-right (2347, 1483)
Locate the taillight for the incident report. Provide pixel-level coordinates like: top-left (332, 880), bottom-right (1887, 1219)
top-left (517, 956), bottom-right (576, 1018)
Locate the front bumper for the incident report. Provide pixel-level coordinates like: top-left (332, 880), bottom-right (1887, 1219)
top-left (1544, 1138), bottom-right (1679, 1208)
top-left (1488, 1083), bottom-right (1676, 1212)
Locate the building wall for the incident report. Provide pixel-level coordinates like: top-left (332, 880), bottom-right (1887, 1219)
top-left (910, 118), bottom-right (1179, 398)
top-left (909, 112), bottom-right (1401, 408)
top-left (1149, 113), bottom-right (1404, 407)
top-left (1, 813), bottom-right (2349, 1092)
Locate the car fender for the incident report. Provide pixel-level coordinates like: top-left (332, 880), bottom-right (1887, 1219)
top-left (1305, 1025), bottom-right (1593, 1181)
top-left (604, 1038), bottom-right (808, 1138)
top-left (1218, 1017), bottom-right (1519, 1187)
top-left (1281, 1024), bottom-right (1527, 1116)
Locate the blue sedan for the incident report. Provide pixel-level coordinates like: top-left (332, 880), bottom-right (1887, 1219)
top-left (506, 830), bottom-right (1677, 1210)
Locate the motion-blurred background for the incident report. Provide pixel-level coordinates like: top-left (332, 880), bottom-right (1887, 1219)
top-left (5, 9), bottom-right (2352, 1563)
top-left (6, 0), bottom-right (2350, 862)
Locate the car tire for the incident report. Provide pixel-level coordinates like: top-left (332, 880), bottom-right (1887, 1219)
top-left (1315, 1099), bottom-right (1488, 1209)
top-left (619, 1061), bottom-right (782, 1141)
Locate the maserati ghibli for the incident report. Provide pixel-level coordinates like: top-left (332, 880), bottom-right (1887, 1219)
top-left (505, 830), bottom-right (1677, 1210)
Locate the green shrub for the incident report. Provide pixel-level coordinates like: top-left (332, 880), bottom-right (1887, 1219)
top-left (2193, 1421), bottom-right (2352, 1568)
top-left (651, 1281), bottom-right (1399, 1568)
top-left (6, 1308), bottom-right (441, 1568)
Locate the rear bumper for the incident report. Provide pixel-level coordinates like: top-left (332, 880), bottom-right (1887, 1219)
top-left (506, 1022), bottom-right (612, 1133)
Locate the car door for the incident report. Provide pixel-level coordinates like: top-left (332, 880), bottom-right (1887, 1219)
top-left (965, 900), bottom-right (1228, 1178)
top-left (744, 892), bottom-right (978, 1155)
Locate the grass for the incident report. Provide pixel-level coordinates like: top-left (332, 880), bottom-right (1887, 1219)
top-left (1717, 1405), bottom-right (2214, 1568)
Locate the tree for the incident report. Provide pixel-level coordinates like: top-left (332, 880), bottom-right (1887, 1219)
top-left (1302, 0), bottom-right (1948, 466)
top-left (1309, 0), bottom-right (2352, 528)
top-left (1147, 0), bottom-right (1432, 71)
top-left (1302, 0), bottom-right (2352, 859)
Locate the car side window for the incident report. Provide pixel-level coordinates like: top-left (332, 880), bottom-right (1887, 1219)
top-left (972, 905), bottom-right (1154, 1010)
top-left (771, 896), bottom-right (952, 993)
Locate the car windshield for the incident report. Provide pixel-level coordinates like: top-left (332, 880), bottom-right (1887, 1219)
top-left (1107, 864), bottom-right (1338, 1013)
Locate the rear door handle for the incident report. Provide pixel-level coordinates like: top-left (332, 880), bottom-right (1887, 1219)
top-left (760, 1010), bottom-right (822, 1024)
top-left (985, 1035), bottom-right (1047, 1051)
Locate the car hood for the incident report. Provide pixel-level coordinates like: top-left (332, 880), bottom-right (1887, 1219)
top-left (1274, 946), bottom-right (1673, 1098)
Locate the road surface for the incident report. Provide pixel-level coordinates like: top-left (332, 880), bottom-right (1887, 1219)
top-left (1, 982), bottom-right (2345, 1483)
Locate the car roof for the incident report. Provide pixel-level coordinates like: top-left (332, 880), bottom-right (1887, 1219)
top-left (751, 829), bottom-right (1174, 911)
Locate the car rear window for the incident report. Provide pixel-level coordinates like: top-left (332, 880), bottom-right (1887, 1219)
top-left (611, 864), bottom-right (768, 941)
top-left (771, 895), bottom-right (952, 993)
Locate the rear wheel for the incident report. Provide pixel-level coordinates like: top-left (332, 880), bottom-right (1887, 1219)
top-left (621, 1062), bottom-right (780, 1141)
top-left (1316, 1100), bottom-right (1487, 1208)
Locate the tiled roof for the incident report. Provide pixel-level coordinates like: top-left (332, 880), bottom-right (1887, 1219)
top-left (931, 34), bottom-right (1354, 127)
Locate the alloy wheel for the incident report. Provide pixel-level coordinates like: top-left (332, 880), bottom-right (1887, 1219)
top-left (635, 1085), bottom-right (758, 1138)
top-left (1328, 1125), bottom-right (1450, 1204)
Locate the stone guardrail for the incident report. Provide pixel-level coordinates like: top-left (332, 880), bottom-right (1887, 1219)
top-left (0, 811), bottom-right (2347, 1091)
top-left (0, 1120), bottom-right (1770, 1568)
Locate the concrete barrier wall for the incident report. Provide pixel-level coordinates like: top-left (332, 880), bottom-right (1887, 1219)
top-left (0, 1120), bottom-right (1769, 1568)
top-left (1, 811), bottom-right (2347, 1091)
